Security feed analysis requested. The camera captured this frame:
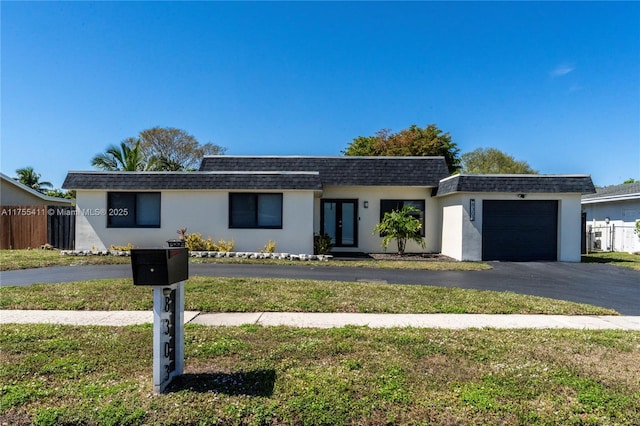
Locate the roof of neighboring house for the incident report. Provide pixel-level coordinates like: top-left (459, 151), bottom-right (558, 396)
top-left (435, 174), bottom-right (596, 196)
top-left (581, 182), bottom-right (640, 204)
top-left (0, 172), bottom-right (73, 205)
top-left (62, 171), bottom-right (323, 191)
top-left (199, 156), bottom-right (450, 187)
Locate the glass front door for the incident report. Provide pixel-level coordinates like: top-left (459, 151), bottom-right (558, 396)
top-left (321, 199), bottom-right (358, 247)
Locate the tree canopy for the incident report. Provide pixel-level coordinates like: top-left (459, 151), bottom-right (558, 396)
top-left (91, 140), bottom-right (156, 171)
top-left (15, 167), bottom-right (53, 193)
top-left (129, 126), bottom-right (226, 171)
top-left (460, 147), bottom-right (537, 174)
top-left (91, 127), bottom-right (226, 172)
top-left (342, 124), bottom-right (461, 173)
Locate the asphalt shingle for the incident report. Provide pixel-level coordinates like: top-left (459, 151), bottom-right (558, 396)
top-left (62, 171), bottom-right (323, 191)
top-left (581, 182), bottom-right (640, 200)
top-left (198, 156), bottom-right (450, 187)
top-left (435, 174), bottom-right (596, 196)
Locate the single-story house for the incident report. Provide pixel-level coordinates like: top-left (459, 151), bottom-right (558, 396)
top-left (1, 172), bottom-right (73, 207)
top-left (62, 156), bottom-right (595, 261)
top-left (1, 172), bottom-right (75, 249)
top-left (581, 182), bottom-right (640, 253)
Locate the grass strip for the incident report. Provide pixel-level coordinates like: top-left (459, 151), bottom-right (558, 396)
top-left (0, 276), bottom-right (618, 315)
top-left (0, 249), bottom-right (490, 271)
top-left (581, 251), bottom-right (640, 271)
top-left (1, 324), bottom-right (638, 425)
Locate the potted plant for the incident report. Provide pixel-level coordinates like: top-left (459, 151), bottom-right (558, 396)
top-left (167, 228), bottom-right (187, 248)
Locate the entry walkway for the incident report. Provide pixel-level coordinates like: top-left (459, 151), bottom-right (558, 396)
top-left (2, 310), bottom-right (639, 330)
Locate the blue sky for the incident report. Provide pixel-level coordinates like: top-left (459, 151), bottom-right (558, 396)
top-left (2, 1), bottom-right (638, 189)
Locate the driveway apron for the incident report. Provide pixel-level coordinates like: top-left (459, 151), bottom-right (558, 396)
top-left (1, 262), bottom-right (638, 315)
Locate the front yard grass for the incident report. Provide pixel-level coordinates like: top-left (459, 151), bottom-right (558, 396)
top-left (1, 324), bottom-right (638, 425)
top-left (0, 276), bottom-right (618, 315)
top-left (0, 249), bottom-right (490, 272)
top-left (0, 249), bottom-right (131, 271)
top-left (582, 250), bottom-right (640, 271)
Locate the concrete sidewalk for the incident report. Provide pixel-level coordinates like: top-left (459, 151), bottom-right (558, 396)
top-left (2, 310), bottom-right (639, 330)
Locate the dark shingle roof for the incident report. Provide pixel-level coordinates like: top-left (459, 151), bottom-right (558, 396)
top-left (199, 156), bottom-right (450, 187)
top-left (582, 182), bottom-right (640, 201)
top-left (62, 171), bottom-right (323, 191)
top-left (435, 174), bottom-right (596, 196)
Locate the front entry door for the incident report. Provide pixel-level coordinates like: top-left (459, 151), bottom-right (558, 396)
top-left (321, 199), bottom-right (358, 247)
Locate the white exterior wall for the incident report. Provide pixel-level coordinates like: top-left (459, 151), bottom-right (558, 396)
top-left (438, 193), bottom-right (584, 262)
top-left (74, 190), bottom-right (315, 253)
top-left (439, 194), bottom-right (481, 261)
top-left (318, 186), bottom-right (439, 253)
top-left (582, 198), bottom-right (640, 253)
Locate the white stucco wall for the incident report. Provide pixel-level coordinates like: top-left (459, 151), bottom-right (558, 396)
top-left (583, 198), bottom-right (640, 253)
top-left (74, 190), bottom-right (315, 253)
top-left (318, 186), bottom-right (439, 253)
top-left (439, 194), bottom-right (482, 261)
top-left (438, 193), bottom-right (584, 262)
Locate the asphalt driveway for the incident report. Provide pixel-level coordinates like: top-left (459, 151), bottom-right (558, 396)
top-left (1, 262), bottom-right (638, 315)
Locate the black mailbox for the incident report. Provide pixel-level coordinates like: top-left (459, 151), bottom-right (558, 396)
top-left (131, 248), bottom-right (189, 286)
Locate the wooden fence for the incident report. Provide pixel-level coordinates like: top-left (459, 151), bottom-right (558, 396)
top-left (0, 205), bottom-right (75, 250)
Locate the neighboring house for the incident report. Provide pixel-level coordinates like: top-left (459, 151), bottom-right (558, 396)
top-left (1, 172), bottom-right (72, 207)
top-left (1, 172), bottom-right (74, 249)
top-left (582, 183), bottom-right (640, 253)
top-left (62, 156), bottom-right (595, 262)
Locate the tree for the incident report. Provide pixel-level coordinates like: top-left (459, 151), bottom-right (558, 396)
top-left (372, 205), bottom-right (426, 255)
top-left (45, 189), bottom-right (76, 199)
top-left (623, 178), bottom-right (638, 184)
top-left (130, 126), bottom-right (226, 171)
top-left (460, 147), bottom-right (537, 174)
top-left (91, 140), bottom-right (157, 171)
top-left (342, 124), bottom-right (461, 173)
top-left (15, 167), bottom-right (53, 193)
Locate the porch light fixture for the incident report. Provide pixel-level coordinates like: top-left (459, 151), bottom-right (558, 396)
top-left (363, 201), bottom-right (368, 208)
top-left (605, 217), bottom-right (610, 224)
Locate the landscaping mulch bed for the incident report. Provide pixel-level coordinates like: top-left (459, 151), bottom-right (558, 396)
top-left (369, 252), bottom-right (456, 262)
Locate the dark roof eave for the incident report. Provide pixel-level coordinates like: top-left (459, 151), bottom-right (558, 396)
top-left (435, 174), bottom-right (596, 196)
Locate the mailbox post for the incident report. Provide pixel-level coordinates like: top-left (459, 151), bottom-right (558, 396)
top-left (131, 248), bottom-right (188, 394)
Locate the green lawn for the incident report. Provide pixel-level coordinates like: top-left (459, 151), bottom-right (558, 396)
top-left (1, 324), bottom-right (638, 425)
top-left (582, 250), bottom-right (640, 271)
top-left (0, 249), bottom-right (490, 271)
top-left (2, 249), bottom-right (637, 424)
top-left (4, 249), bottom-right (639, 272)
top-left (0, 276), bottom-right (618, 315)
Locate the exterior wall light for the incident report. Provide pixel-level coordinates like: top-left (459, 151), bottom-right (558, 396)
top-left (363, 201), bottom-right (369, 208)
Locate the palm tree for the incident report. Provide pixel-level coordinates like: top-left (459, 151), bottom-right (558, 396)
top-left (91, 140), bottom-right (157, 171)
top-left (155, 155), bottom-right (186, 171)
top-left (15, 167), bottom-right (53, 193)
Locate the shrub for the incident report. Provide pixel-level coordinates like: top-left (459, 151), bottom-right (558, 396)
top-left (109, 243), bottom-right (134, 252)
top-left (216, 239), bottom-right (234, 252)
top-left (314, 233), bottom-right (333, 255)
top-left (185, 233), bottom-right (234, 252)
top-left (372, 205), bottom-right (425, 255)
top-left (261, 240), bottom-right (277, 253)
top-left (185, 233), bottom-right (208, 251)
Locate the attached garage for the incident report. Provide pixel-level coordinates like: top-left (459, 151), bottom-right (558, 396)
top-left (436, 174), bottom-right (596, 262)
top-left (482, 200), bottom-right (558, 261)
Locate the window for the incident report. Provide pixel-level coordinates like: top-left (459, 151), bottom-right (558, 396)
top-left (380, 200), bottom-right (425, 236)
top-left (229, 193), bottom-right (283, 229)
top-left (107, 192), bottom-right (161, 228)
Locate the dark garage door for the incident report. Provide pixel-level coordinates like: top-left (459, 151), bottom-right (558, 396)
top-left (482, 200), bottom-right (558, 261)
